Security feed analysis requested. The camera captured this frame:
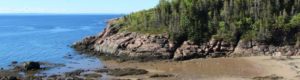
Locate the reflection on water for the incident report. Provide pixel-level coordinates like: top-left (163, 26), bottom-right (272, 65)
top-left (0, 15), bottom-right (120, 75)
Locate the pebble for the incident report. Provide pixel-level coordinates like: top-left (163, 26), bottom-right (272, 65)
top-left (11, 61), bottom-right (18, 64)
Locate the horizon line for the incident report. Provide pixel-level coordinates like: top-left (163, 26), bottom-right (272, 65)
top-left (0, 13), bottom-right (128, 15)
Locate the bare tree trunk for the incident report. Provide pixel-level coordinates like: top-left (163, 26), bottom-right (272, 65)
top-left (296, 39), bottom-right (300, 48)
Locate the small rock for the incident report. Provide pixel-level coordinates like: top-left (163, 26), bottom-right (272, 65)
top-left (252, 74), bottom-right (284, 80)
top-left (65, 69), bottom-right (85, 77)
top-left (8, 76), bottom-right (18, 80)
top-left (65, 76), bottom-right (84, 80)
top-left (11, 61), bottom-right (18, 64)
top-left (83, 73), bottom-right (102, 78)
top-left (107, 68), bottom-right (148, 76)
top-left (49, 74), bottom-right (61, 78)
top-left (149, 74), bottom-right (173, 78)
top-left (63, 54), bottom-right (73, 59)
top-left (23, 62), bottom-right (41, 71)
top-left (95, 69), bottom-right (109, 73)
top-left (103, 66), bottom-right (107, 68)
top-left (48, 74), bottom-right (63, 80)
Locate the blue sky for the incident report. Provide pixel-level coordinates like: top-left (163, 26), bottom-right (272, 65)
top-left (0, 0), bottom-right (159, 14)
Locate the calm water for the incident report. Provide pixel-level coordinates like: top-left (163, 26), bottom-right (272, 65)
top-left (0, 14), bottom-right (120, 74)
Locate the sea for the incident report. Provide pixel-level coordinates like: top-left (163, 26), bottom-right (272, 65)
top-left (0, 14), bottom-right (121, 75)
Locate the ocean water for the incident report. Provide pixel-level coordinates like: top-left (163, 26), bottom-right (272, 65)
top-left (0, 14), bottom-right (121, 74)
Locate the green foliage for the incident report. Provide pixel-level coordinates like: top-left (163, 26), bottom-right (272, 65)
top-left (289, 13), bottom-right (300, 28)
top-left (118, 0), bottom-right (300, 45)
top-left (120, 25), bottom-right (168, 34)
top-left (241, 30), bottom-right (256, 41)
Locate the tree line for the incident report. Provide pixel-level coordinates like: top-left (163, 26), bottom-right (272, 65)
top-left (118, 0), bottom-right (300, 46)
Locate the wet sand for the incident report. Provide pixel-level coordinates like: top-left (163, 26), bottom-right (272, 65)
top-left (103, 56), bottom-right (300, 80)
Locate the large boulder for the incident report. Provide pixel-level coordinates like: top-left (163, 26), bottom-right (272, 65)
top-left (232, 40), bottom-right (263, 56)
top-left (173, 41), bottom-right (204, 60)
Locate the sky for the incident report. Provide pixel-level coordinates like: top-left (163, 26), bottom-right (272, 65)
top-left (0, 0), bottom-right (159, 14)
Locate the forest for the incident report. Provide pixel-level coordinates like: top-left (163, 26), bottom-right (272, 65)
top-left (117, 0), bottom-right (300, 46)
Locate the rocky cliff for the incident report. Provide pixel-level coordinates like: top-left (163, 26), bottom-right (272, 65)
top-left (72, 19), bottom-right (300, 61)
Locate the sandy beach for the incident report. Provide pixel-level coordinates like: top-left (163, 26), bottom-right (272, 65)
top-left (102, 56), bottom-right (300, 80)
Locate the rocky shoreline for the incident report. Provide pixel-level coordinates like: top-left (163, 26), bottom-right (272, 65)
top-left (1, 18), bottom-right (298, 80)
top-left (72, 18), bottom-right (300, 61)
top-left (0, 61), bottom-right (151, 80)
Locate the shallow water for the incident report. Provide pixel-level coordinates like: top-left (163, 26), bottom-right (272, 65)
top-left (0, 14), bottom-right (121, 75)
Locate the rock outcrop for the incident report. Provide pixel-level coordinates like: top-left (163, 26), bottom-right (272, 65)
top-left (173, 39), bottom-right (235, 60)
top-left (232, 40), bottom-right (300, 57)
top-left (72, 18), bottom-right (122, 55)
top-left (73, 19), bottom-right (175, 60)
top-left (93, 32), bottom-right (174, 59)
top-left (73, 18), bottom-right (300, 61)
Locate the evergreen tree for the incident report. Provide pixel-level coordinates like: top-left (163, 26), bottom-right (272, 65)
top-left (119, 0), bottom-right (300, 45)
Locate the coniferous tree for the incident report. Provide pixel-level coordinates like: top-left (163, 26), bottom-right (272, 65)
top-left (119, 0), bottom-right (300, 45)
